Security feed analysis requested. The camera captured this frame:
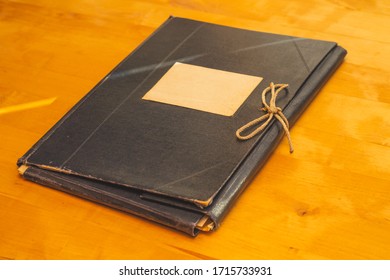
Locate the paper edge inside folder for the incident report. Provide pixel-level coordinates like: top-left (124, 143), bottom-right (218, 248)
top-left (18, 164), bottom-right (29, 175)
top-left (195, 215), bottom-right (215, 232)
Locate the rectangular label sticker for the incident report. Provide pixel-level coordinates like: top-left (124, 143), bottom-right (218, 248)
top-left (143, 62), bottom-right (262, 116)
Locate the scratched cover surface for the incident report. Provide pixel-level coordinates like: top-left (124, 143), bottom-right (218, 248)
top-left (18, 17), bottom-right (346, 234)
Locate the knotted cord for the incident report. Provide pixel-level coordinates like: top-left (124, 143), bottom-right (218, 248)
top-left (236, 82), bottom-right (294, 153)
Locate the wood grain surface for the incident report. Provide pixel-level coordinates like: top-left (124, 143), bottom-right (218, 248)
top-left (0, 0), bottom-right (389, 259)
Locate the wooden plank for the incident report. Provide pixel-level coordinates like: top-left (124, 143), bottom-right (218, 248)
top-left (0, 0), bottom-right (389, 259)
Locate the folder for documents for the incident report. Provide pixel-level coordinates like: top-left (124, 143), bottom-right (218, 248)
top-left (17, 17), bottom-right (347, 235)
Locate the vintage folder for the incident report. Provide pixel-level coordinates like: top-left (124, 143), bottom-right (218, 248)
top-left (17, 17), bottom-right (347, 236)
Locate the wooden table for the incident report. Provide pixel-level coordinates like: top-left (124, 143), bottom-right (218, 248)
top-left (1, 0), bottom-right (389, 260)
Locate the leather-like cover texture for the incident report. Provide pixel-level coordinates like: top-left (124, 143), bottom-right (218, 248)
top-left (17, 17), bottom-right (347, 236)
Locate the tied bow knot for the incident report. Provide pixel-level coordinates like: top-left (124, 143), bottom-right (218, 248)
top-left (236, 82), bottom-right (294, 153)
top-left (264, 106), bottom-right (281, 114)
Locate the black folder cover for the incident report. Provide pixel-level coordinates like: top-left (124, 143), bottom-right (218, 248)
top-left (17, 17), bottom-right (347, 236)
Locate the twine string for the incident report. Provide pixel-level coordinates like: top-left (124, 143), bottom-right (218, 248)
top-left (236, 82), bottom-right (294, 153)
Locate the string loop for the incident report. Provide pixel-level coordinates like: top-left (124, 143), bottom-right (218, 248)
top-left (236, 82), bottom-right (294, 153)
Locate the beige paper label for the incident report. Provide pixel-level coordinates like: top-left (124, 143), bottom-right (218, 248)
top-left (142, 62), bottom-right (262, 116)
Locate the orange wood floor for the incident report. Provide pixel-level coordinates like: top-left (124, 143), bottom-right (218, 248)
top-left (1, 0), bottom-right (389, 259)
